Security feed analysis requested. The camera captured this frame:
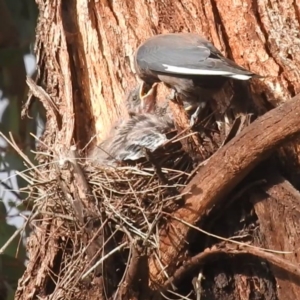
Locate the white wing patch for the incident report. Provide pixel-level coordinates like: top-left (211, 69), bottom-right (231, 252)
top-left (162, 64), bottom-right (252, 80)
top-left (226, 74), bottom-right (253, 80)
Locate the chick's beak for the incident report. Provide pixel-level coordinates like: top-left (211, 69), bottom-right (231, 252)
top-left (139, 82), bottom-right (158, 113)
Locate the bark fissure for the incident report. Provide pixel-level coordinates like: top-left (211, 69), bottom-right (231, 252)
top-left (15, 0), bottom-right (300, 299)
top-left (149, 94), bottom-right (300, 283)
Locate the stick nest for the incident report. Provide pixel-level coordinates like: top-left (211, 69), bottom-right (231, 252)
top-left (17, 102), bottom-right (228, 299)
top-left (19, 127), bottom-right (212, 299)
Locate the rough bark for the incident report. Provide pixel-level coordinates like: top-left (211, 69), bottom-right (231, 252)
top-left (250, 170), bottom-right (300, 300)
top-left (148, 94), bottom-right (300, 283)
top-left (16, 0), bottom-right (300, 299)
top-left (33, 0), bottom-right (300, 145)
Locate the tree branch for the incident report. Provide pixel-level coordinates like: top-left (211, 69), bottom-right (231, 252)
top-left (149, 94), bottom-right (300, 283)
top-left (163, 243), bottom-right (300, 290)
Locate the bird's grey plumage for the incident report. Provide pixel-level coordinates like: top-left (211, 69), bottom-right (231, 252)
top-left (88, 113), bottom-right (174, 167)
top-left (125, 86), bottom-right (142, 115)
top-left (125, 82), bottom-right (162, 116)
top-left (126, 84), bottom-right (173, 119)
top-left (134, 33), bottom-right (260, 104)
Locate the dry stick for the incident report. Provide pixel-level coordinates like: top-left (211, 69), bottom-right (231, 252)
top-left (118, 239), bottom-right (150, 300)
top-left (0, 226), bottom-right (23, 255)
top-left (144, 148), bottom-right (181, 199)
top-left (25, 77), bottom-right (61, 129)
top-left (169, 101), bottom-right (204, 159)
top-left (81, 242), bottom-right (127, 279)
top-left (0, 211), bottom-right (39, 255)
top-left (164, 244), bottom-right (300, 290)
top-left (149, 94), bottom-right (300, 283)
top-left (0, 181), bottom-right (22, 200)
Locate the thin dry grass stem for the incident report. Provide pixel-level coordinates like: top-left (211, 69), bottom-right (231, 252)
top-left (15, 98), bottom-right (279, 299)
top-left (30, 132), bottom-right (52, 153)
top-left (169, 214), bottom-right (292, 255)
top-left (0, 226), bottom-right (23, 254)
top-left (161, 289), bottom-right (193, 300)
top-left (0, 132), bottom-right (44, 178)
top-left (170, 131), bottom-right (199, 144)
top-left (113, 244), bottom-right (132, 300)
top-left (81, 134), bottom-right (97, 152)
top-left (153, 251), bottom-right (172, 280)
top-left (81, 242), bottom-right (128, 279)
top-left (15, 171), bottom-right (34, 185)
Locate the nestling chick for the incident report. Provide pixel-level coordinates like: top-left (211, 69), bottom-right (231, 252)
top-left (88, 113), bottom-right (174, 166)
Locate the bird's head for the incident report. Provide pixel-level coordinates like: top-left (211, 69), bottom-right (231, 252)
top-left (126, 82), bottom-right (159, 116)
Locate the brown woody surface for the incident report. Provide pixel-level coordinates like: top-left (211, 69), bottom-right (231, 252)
top-left (34, 0), bottom-right (300, 145)
top-left (149, 94), bottom-right (300, 283)
top-left (16, 0), bottom-right (300, 299)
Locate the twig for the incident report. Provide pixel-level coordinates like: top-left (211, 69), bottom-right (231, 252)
top-left (169, 214), bottom-right (291, 254)
top-left (117, 239), bottom-right (150, 300)
top-left (0, 132), bottom-right (44, 178)
top-left (149, 93), bottom-right (300, 283)
top-left (164, 243), bottom-right (300, 289)
top-left (0, 226), bottom-right (23, 255)
top-left (0, 181), bottom-right (22, 200)
top-left (0, 211), bottom-right (38, 254)
top-left (144, 148), bottom-right (181, 200)
top-left (81, 242), bottom-right (127, 279)
top-left (144, 148), bottom-right (169, 186)
top-left (25, 77), bottom-right (61, 129)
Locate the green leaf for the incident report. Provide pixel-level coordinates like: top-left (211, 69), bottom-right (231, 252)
top-left (1, 98), bottom-right (21, 139)
top-left (3, 152), bottom-right (29, 199)
top-left (0, 48), bottom-right (24, 67)
top-left (0, 219), bottom-right (26, 262)
top-left (0, 201), bottom-right (7, 218)
top-left (0, 254), bottom-right (25, 289)
top-left (4, 0), bottom-right (38, 49)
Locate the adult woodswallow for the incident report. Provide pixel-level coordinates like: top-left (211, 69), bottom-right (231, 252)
top-left (134, 33), bottom-right (261, 108)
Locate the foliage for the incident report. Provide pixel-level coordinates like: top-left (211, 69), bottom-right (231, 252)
top-left (0, 0), bottom-right (39, 299)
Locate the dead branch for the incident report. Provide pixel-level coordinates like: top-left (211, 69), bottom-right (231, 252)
top-left (250, 168), bottom-right (300, 298)
top-left (25, 77), bottom-right (61, 129)
top-left (163, 243), bottom-right (300, 290)
top-left (149, 93), bottom-right (300, 283)
top-left (261, 171), bottom-right (300, 208)
top-left (118, 240), bottom-right (150, 300)
top-left (169, 101), bottom-right (204, 159)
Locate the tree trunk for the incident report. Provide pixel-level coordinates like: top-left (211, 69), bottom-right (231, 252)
top-left (15, 0), bottom-right (300, 299)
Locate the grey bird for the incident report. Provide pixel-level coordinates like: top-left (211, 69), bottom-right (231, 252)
top-left (88, 113), bottom-right (174, 167)
top-left (125, 82), bottom-right (202, 126)
top-left (126, 83), bottom-right (160, 117)
top-left (134, 33), bottom-right (262, 109)
top-left (126, 82), bottom-right (173, 119)
top-left (88, 84), bottom-right (175, 167)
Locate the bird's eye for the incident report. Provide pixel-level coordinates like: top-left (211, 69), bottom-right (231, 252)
top-left (133, 95), bottom-right (139, 102)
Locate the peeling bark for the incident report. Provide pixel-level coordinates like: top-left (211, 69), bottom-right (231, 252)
top-left (16, 0), bottom-right (300, 299)
top-left (251, 170), bottom-right (300, 299)
top-left (34, 0), bottom-right (300, 145)
top-left (148, 94), bottom-right (300, 283)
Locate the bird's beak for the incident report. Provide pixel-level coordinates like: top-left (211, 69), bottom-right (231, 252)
top-left (139, 82), bottom-right (158, 113)
top-left (183, 103), bottom-right (200, 112)
top-left (184, 104), bottom-right (194, 111)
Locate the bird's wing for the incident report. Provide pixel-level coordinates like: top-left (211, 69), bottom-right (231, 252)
top-left (118, 131), bottom-right (168, 161)
top-left (136, 35), bottom-right (255, 79)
